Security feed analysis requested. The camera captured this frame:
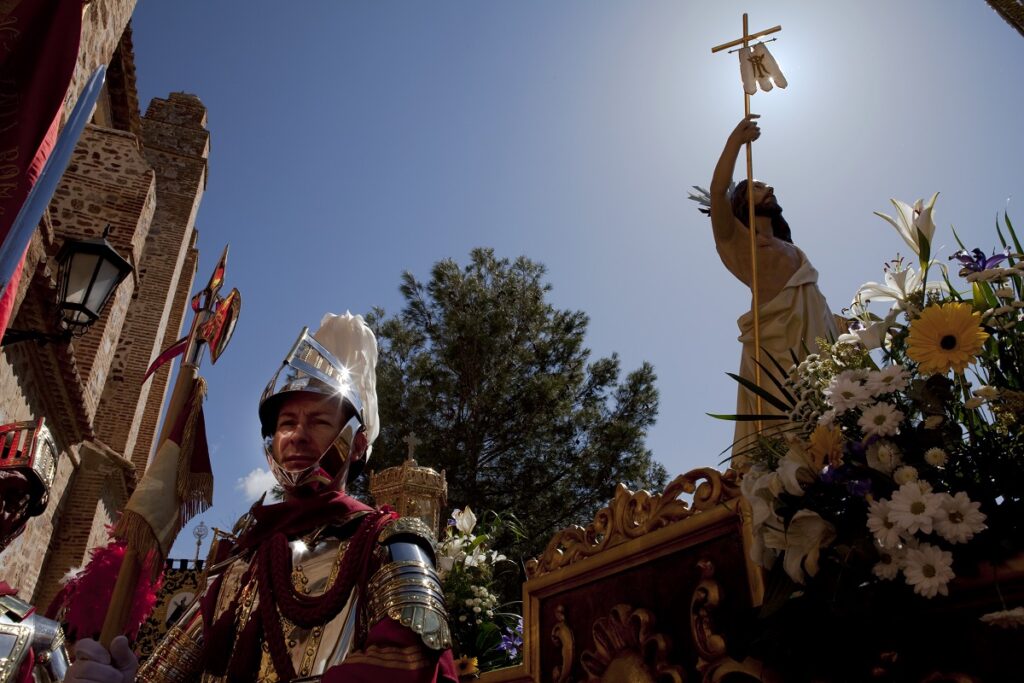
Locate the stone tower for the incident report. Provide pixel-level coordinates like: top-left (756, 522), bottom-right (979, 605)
top-left (0, 1), bottom-right (210, 610)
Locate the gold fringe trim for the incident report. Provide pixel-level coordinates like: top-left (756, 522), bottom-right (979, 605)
top-left (175, 376), bottom-right (213, 526)
top-left (115, 509), bottom-right (165, 579)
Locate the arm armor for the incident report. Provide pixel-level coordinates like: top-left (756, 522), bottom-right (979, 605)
top-left (367, 517), bottom-right (452, 651)
top-left (135, 597), bottom-right (204, 683)
top-left (0, 594), bottom-right (70, 683)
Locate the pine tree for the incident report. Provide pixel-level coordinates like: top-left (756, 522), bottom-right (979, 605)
top-left (361, 248), bottom-right (666, 562)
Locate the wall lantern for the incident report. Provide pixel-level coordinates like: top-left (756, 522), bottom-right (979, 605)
top-left (2, 225), bottom-right (133, 346)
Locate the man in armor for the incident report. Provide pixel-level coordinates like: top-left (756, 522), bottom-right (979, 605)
top-left (68, 312), bottom-right (456, 682)
top-left (0, 418), bottom-right (73, 682)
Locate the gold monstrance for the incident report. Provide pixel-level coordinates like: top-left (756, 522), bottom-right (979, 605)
top-left (369, 432), bottom-right (448, 536)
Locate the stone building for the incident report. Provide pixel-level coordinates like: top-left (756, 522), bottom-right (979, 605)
top-left (0, 0), bottom-right (209, 611)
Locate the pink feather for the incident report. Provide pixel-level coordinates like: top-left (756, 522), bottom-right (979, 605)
top-left (46, 535), bottom-right (163, 643)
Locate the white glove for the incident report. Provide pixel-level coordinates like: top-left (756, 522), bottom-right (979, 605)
top-left (66, 636), bottom-right (139, 683)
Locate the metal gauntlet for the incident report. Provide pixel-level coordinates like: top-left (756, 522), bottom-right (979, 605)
top-left (136, 599), bottom-right (204, 683)
top-left (367, 517), bottom-right (452, 650)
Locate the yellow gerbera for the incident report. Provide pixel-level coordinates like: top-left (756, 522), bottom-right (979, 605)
top-left (809, 424), bottom-right (844, 468)
top-left (906, 302), bottom-right (988, 374)
top-left (455, 655), bottom-right (480, 677)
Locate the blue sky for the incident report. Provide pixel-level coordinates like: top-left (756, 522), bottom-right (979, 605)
top-left (126, 1), bottom-right (1024, 557)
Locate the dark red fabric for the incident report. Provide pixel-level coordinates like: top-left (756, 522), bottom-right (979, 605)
top-left (0, 0), bottom-right (84, 336)
top-left (15, 644), bottom-right (33, 683)
top-left (234, 491), bottom-right (373, 552)
top-left (323, 618), bottom-right (458, 683)
top-left (166, 376), bottom-right (213, 484)
top-left (0, 581), bottom-right (17, 596)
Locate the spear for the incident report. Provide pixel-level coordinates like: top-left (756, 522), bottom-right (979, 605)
top-left (99, 247), bottom-right (241, 646)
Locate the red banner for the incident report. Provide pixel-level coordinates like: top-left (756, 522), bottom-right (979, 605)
top-left (0, 0), bottom-right (85, 335)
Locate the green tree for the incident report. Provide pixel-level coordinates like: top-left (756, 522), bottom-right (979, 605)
top-left (361, 248), bottom-right (667, 561)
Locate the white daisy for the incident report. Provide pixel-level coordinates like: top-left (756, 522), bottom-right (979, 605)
top-left (934, 491), bottom-right (987, 544)
top-left (889, 482), bottom-right (942, 535)
top-left (817, 409), bottom-right (838, 428)
top-left (872, 543), bottom-right (905, 580)
top-left (980, 607), bottom-right (1024, 629)
top-left (866, 440), bottom-right (902, 474)
top-left (902, 543), bottom-right (955, 598)
top-left (866, 365), bottom-right (910, 396)
top-left (866, 498), bottom-right (903, 548)
top-left (923, 447), bottom-right (948, 467)
top-left (893, 465), bottom-right (919, 485)
top-left (858, 402), bottom-right (904, 438)
top-left (824, 376), bottom-right (871, 413)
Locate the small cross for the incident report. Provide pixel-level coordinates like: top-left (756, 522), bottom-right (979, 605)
top-left (402, 432), bottom-right (422, 459)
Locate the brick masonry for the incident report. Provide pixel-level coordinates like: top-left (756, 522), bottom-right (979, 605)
top-left (0, 1), bottom-right (210, 607)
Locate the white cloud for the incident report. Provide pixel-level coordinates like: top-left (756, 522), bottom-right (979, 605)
top-left (236, 468), bottom-right (277, 501)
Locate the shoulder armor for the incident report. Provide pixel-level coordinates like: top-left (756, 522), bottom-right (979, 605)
top-left (0, 606), bottom-right (69, 683)
top-left (0, 594), bottom-right (32, 621)
top-left (367, 518), bottom-right (451, 651)
top-left (377, 516), bottom-right (437, 551)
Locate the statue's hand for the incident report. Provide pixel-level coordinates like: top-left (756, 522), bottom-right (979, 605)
top-left (66, 637), bottom-right (139, 683)
top-left (729, 115), bottom-right (761, 145)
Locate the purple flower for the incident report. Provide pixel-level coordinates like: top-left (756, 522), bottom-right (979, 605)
top-left (950, 248), bottom-right (1008, 276)
top-left (498, 618), bottom-right (524, 659)
top-left (846, 479), bottom-right (872, 497)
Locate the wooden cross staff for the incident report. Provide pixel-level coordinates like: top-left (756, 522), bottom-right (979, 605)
top-left (711, 14), bottom-right (783, 428)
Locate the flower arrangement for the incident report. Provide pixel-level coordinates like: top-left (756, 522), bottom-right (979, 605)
top-left (730, 197), bottom-right (1024, 677)
top-left (437, 506), bottom-right (523, 676)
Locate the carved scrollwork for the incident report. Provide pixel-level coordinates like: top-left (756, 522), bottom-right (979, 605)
top-left (526, 468), bottom-right (741, 579)
top-left (579, 604), bottom-right (685, 683)
top-left (551, 605), bottom-right (574, 683)
top-left (690, 560), bottom-right (775, 683)
top-left (691, 559), bottom-right (726, 668)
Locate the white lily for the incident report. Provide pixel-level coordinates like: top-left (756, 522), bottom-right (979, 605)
top-left (874, 192), bottom-right (939, 263)
top-left (777, 441), bottom-right (819, 496)
top-left (854, 260), bottom-right (947, 314)
top-left (762, 509), bottom-right (836, 584)
top-left (452, 506), bottom-right (477, 536)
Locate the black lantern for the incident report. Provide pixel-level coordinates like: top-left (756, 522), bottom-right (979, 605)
top-left (2, 226), bottom-right (133, 346)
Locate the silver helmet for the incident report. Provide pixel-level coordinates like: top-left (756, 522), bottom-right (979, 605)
top-left (259, 313), bottom-right (379, 492)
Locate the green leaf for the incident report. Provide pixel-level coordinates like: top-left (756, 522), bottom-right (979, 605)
top-left (1005, 212), bottom-right (1023, 257)
top-left (707, 412), bottom-right (789, 422)
top-left (725, 372), bottom-right (792, 412)
top-left (753, 357), bottom-right (795, 404)
top-left (951, 224), bottom-right (968, 251)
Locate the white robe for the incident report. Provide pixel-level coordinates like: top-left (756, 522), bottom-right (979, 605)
top-left (733, 247), bottom-right (836, 463)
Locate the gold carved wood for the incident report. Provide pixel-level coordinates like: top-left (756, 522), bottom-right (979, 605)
top-left (550, 605), bottom-right (573, 683)
top-left (525, 468), bottom-right (742, 580)
top-left (579, 604), bottom-right (685, 683)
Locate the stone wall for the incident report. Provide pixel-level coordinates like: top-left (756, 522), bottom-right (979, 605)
top-left (93, 93), bottom-right (209, 470)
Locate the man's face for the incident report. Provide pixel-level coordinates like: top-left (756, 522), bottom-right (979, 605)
top-left (271, 392), bottom-right (345, 472)
top-left (751, 181), bottom-right (780, 212)
top-left (0, 470), bottom-right (34, 550)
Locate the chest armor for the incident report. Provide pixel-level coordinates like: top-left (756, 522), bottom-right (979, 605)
top-left (203, 537), bottom-right (357, 683)
top-left (138, 516), bottom-right (449, 683)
